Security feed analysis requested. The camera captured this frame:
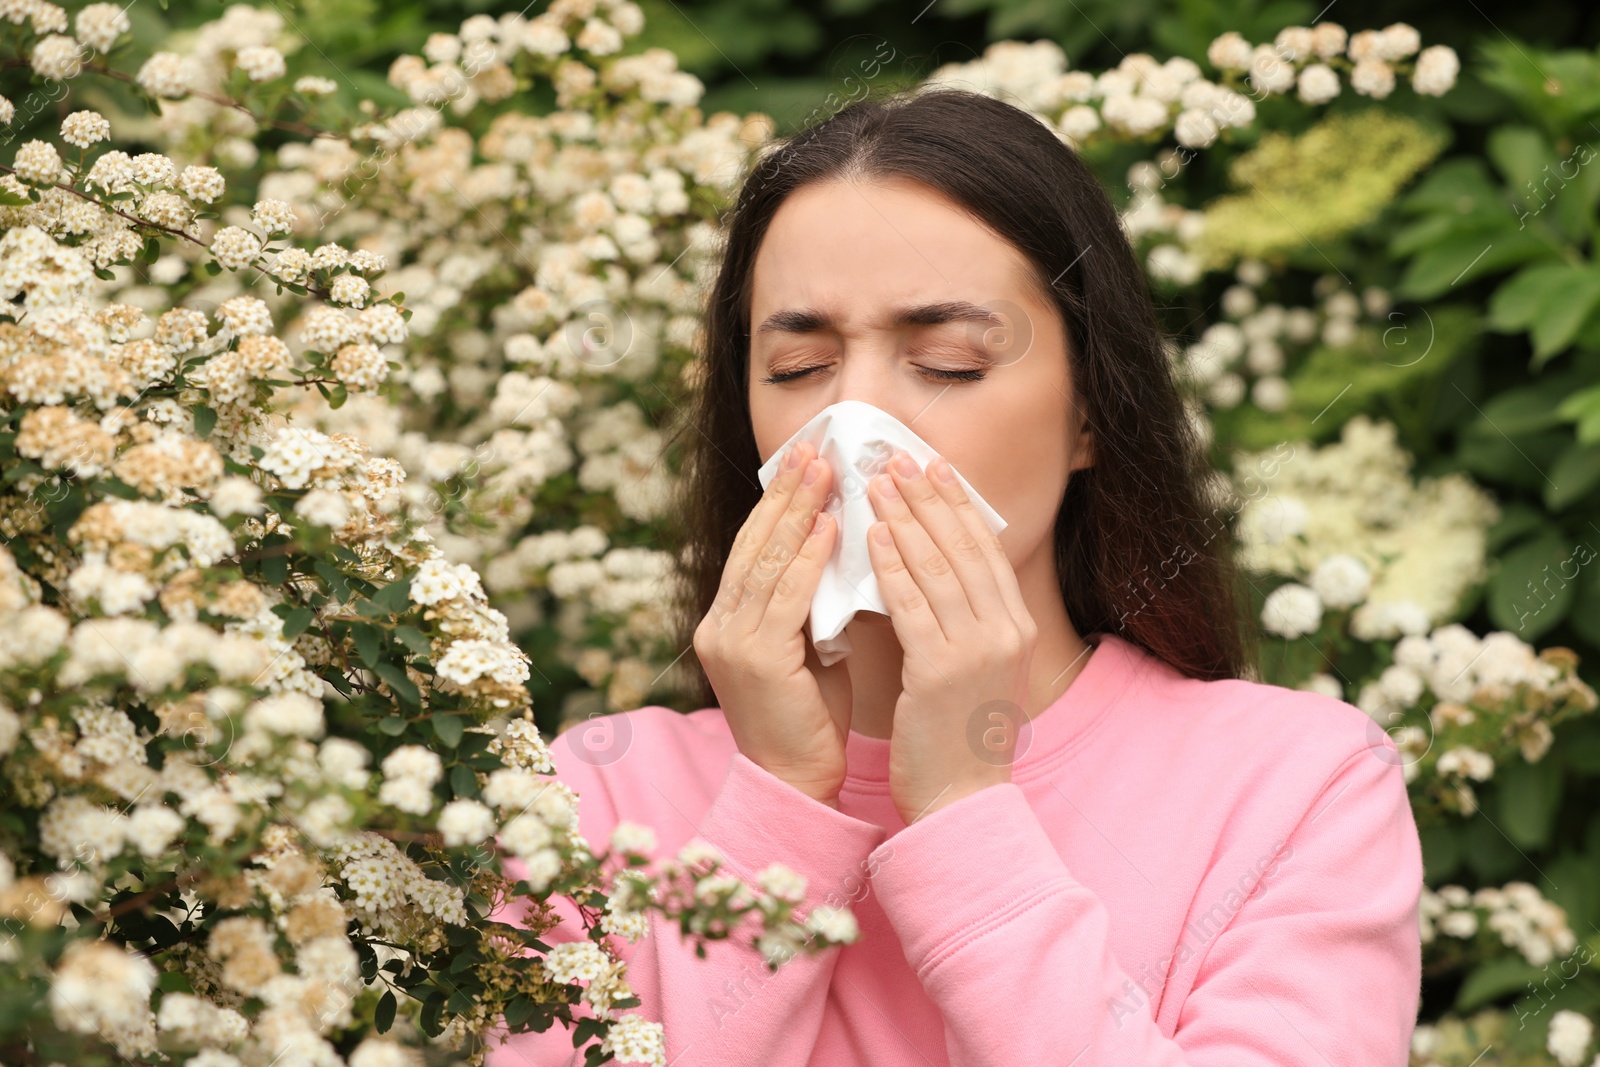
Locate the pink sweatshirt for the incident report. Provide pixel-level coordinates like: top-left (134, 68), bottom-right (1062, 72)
top-left (486, 631), bottom-right (1424, 1066)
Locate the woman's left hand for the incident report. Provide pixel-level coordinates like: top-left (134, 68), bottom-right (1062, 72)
top-left (866, 449), bottom-right (1039, 827)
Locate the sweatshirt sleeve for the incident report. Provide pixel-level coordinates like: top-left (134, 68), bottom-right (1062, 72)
top-left (486, 747), bottom-right (887, 1067)
top-left (867, 744), bottom-right (1424, 1066)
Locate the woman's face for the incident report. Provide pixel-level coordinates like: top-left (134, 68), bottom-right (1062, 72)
top-left (746, 176), bottom-right (1094, 574)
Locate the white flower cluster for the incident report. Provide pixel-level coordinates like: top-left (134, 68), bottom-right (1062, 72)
top-left (485, 710), bottom-right (556, 774)
top-left (482, 765), bottom-right (581, 891)
top-left (921, 27), bottom-right (1455, 155)
top-left (156, 1), bottom-right (736, 710)
top-left (598, 1012), bottom-right (666, 1067)
top-left (63, 498), bottom-right (236, 614)
top-left (1208, 24), bottom-right (1458, 102)
top-left (378, 744), bottom-right (443, 814)
top-left (409, 555), bottom-right (484, 605)
top-left (49, 940), bottom-right (158, 1058)
top-left (1233, 415), bottom-right (1500, 636)
top-left (332, 832), bottom-right (467, 952)
top-left (2, 129), bottom-right (251, 276)
top-left (1175, 267), bottom-right (1395, 414)
top-left (1328, 624), bottom-right (1597, 812)
top-left (258, 426), bottom-right (358, 489)
top-left (1419, 882), bottom-right (1577, 968)
top-left (1546, 1009), bottom-right (1596, 1067)
top-left (925, 39), bottom-right (1253, 148)
top-left (600, 869), bottom-right (655, 941)
top-left (400, 550), bottom-right (533, 706)
top-left (540, 939), bottom-right (647, 1034)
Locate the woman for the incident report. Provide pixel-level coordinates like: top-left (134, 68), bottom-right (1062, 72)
top-left (489, 85), bottom-right (1423, 1066)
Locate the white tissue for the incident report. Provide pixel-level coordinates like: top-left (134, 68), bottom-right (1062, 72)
top-left (756, 399), bottom-right (1007, 666)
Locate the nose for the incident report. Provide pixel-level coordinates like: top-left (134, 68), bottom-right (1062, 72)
top-left (811, 350), bottom-right (909, 510)
top-left (827, 340), bottom-right (908, 425)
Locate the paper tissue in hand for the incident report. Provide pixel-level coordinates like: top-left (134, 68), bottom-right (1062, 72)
top-left (755, 399), bottom-right (1008, 666)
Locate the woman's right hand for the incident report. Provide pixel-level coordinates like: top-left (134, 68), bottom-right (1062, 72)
top-left (693, 439), bottom-right (854, 808)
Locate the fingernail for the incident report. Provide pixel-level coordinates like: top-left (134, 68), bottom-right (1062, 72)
top-left (802, 459), bottom-right (822, 485)
top-left (932, 457), bottom-right (955, 483)
top-left (875, 473), bottom-right (899, 499)
top-left (892, 452), bottom-right (919, 479)
top-left (782, 445), bottom-right (800, 470)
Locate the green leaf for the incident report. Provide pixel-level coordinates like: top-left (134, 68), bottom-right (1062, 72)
top-left (280, 606), bottom-right (315, 639)
top-left (4, 460), bottom-right (43, 484)
top-left (203, 260), bottom-right (221, 275)
top-left (1485, 502), bottom-right (1547, 553)
top-left (1495, 757), bottom-right (1564, 850)
top-left (328, 382), bottom-right (349, 409)
top-left (1488, 533), bottom-right (1580, 638)
top-left (1478, 39), bottom-right (1600, 138)
top-left (1486, 125), bottom-right (1556, 202)
top-left (1473, 375), bottom-right (1578, 436)
top-left (192, 404), bottom-right (218, 439)
top-left (395, 625), bottom-right (432, 657)
top-left (376, 661), bottom-right (421, 706)
top-left (1487, 262), bottom-right (1600, 364)
top-left (0, 186), bottom-right (31, 206)
top-left (375, 991), bottom-right (397, 1033)
top-left (48, 489), bottom-right (91, 540)
top-left (1488, 262), bottom-right (1578, 331)
top-left (1546, 441), bottom-right (1600, 511)
top-left (157, 970), bottom-right (195, 994)
top-left (458, 729), bottom-right (492, 759)
top-left (314, 561), bottom-right (353, 600)
top-left (352, 624), bottom-right (382, 669)
top-left (1397, 157), bottom-right (1503, 219)
top-left (1456, 954), bottom-right (1546, 1012)
top-left (419, 989), bottom-right (445, 1037)
top-left (432, 712), bottom-right (464, 747)
top-left (1557, 384), bottom-right (1600, 443)
top-left (451, 761), bottom-right (478, 799)
top-left (1418, 823), bottom-right (1461, 883)
top-left (262, 554), bottom-right (289, 585)
top-left (97, 476), bottom-right (140, 500)
top-left (371, 577), bottom-right (413, 613)
top-left (378, 716), bottom-right (408, 736)
top-left (1543, 851), bottom-right (1600, 938)
top-left (1398, 229), bottom-right (1556, 301)
top-left (503, 994), bottom-right (535, 1029)
top-left (1572, 564), bottom-right (1600, 648)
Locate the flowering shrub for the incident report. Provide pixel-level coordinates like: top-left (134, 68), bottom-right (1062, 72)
top-left (0, 3), bottom-right (855, 1065)
top-left (1421, 881), bottom-right (1577, 974)
top-left (4, 0), bottom-right (1596, 1062)
top-left (80, 0), bottom-right (758, 731)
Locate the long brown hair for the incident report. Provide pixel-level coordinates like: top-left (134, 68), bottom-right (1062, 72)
top-left (658, 84), bottom-right (1255, 710)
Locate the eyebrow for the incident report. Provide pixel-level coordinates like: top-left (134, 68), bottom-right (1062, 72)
top-left (754, 300), bottom-right (1003, 335)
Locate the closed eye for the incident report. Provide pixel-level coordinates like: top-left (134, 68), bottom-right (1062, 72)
top-left (758, 364), bottom-right (988, 385)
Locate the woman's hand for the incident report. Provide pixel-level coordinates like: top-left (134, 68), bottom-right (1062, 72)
top-left (866, 449), bottom-right (1039, 827)
top-left (693, 439), bottom-right (855, 808)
